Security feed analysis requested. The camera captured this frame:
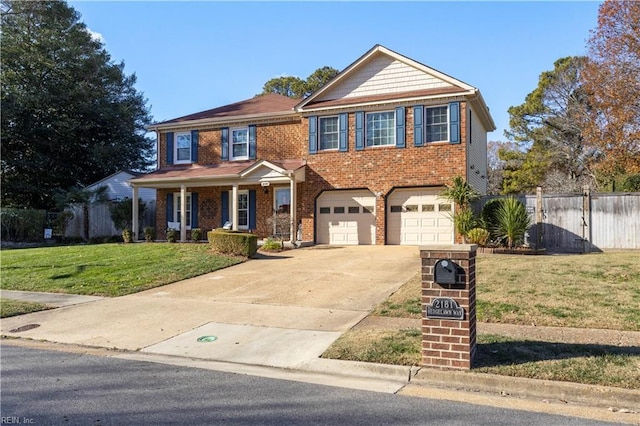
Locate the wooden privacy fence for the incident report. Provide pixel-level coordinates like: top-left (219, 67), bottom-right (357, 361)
top-left (481, 189), bottom-right (640, 252)
top-left (65, 201), bottom-right (156, 240)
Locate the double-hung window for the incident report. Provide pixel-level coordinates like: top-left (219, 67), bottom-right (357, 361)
top-left (174, 193), bottom-right (192, 229)
top-left (319, 116), bottom-right (339, 150)
top-left (426, 106), bottom-right (448, 142)
top-left (231, 127), bottom-right (249, 160)
top-left (175, 132), bottom-right (192, 164)
top-left (366, 111), bottom-right (395, 147)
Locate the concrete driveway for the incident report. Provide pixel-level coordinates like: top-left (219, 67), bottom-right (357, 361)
top-left (2, 246), bottom-right (419, 369)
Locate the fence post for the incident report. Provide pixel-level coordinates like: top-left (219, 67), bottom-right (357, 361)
top-left (582, 185), bottom-right (591, 253)
top-left (536, 187), bottom-right (543, 249)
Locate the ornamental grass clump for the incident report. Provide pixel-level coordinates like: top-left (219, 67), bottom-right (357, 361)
top-left (467, 227), bottom-right (490, 246)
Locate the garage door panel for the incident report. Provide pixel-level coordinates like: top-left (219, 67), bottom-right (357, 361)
top-left (388, 189), bottom-right (454, 245)
top-left (317, 190), bottom-right (376, 245)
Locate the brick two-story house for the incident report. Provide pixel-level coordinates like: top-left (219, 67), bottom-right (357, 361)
top-left (130, 45), bottom-right (495, 245)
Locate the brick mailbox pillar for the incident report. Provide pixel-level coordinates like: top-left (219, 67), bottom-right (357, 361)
top-left (421, 244), bottom-right (477, 370)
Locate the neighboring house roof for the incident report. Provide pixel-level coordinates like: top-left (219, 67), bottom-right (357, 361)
top-left (130, 159), bottom-right (306, 187)
top-left (86, 170), bottom-right (156, 201)
top-left (296, 44), bottom-right (496, 131)
top-left (148, 93), bottom-right (299, 131)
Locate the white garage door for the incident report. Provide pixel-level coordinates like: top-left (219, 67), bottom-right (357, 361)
top-left (387, 188), bottom-right (454, 245)
top-left (317, 190), bottom-right (376, 245)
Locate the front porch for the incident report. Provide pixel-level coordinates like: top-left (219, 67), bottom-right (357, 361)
top-left (130, 160), bottom-right (306, 243)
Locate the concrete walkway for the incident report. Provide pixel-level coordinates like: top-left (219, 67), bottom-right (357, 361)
top-left (1, 290), bottom-right (104, 307)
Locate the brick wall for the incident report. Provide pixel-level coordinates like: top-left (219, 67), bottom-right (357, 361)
top-left (154, 102), bottom-right (469, 243)
top-left (420, 245), bottom-right (477, 370)
top-left (158, 120), bottom-right (303, 168)
top-left (299, 104), bottom-right (468, 243)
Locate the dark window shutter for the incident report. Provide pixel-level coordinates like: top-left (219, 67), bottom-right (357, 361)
top-left (249, 190), bottom-right (257, 230)
top-left (166, 193), bottom-right (174, 222)
top-left (221, 191), bottom-right (229, 226)
top-left (413, 106), bottom-right (423, 147)
top-left (248, 125), bottom-right (257, 160)
top-left (355, 111), bottom-right (364, 151)
top-left (395, 107), bottom-right (405, 148)
top-left (221, 128), bottom-right (229, 161)
top-left (191, 130), bottom-right (198, 162)
top-left (166, 132), bottom-right (174, 164)
top-left (449, 102), bottom-right (460, 144)
top-left (339, 113), bottom-right (348, 152)
top-left (191, 192), bottom-right (198, 228)
top-left (308, 116), bottom-right (317, 154)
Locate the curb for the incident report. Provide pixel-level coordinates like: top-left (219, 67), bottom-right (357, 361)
top-left (298, 358), bottom-right (418, 383)
top-left (411, 368), bottom-right (640, 410)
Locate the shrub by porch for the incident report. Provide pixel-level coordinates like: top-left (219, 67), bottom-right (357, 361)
top-left (207, 229), bottom-right (258, 257)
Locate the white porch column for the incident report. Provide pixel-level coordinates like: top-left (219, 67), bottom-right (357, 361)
top-left (132, 186), bottom-right (139, 241)
top-left (231, 184), bottom-right (238, 231)
top-left (180, 184), bottom-right (187, 242)
top-left (289, 176), bottom-right (297, 243)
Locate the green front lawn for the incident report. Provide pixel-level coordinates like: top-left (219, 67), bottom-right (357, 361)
top-left (1, 243), bottom-right (243, 297)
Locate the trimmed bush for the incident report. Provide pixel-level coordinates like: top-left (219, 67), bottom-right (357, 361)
top-left (166, 228), bottom-right (177, 243)
top-left (191, 228), bottom-right (203, 242)
top-left (122, 229), bottom-right (133, 243)
top-left (481, 198), bottom-right (503, 240)
top-left (143, 227), bottom-right (155, 242)
top-left (261, 237), bottom-right (283, 251)
top-left (207, 230), bottom-right (258, 257)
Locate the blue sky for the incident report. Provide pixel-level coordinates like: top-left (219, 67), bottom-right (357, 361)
top-left (69, 1), bottom-right (601, 141)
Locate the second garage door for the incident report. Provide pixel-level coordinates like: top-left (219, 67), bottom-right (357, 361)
top-left (387, 188), bottom-right (454, 245)
top-left (316, 190), bottom-right (376, 245)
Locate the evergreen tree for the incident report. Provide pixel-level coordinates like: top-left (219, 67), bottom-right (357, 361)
top-left (1, 0), bottom-right (153, 209)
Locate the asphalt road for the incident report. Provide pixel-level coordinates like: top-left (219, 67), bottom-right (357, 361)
top-left (0, 345), bottom-right (620, 426)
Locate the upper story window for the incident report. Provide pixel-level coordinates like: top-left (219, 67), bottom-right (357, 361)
top-left (175, 132), bottom-right (192, 164)
top-left (426, 106), bottom-right (448, 143)
top-left (319, 116), bottom-right (339, 150)
top-left (231, 127), bottom-right (249, 160)
top-left (366, 111), bottom-right (395, 147)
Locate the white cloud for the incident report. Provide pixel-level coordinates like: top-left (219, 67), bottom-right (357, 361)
top-left (87, 28), bottom-right (104, 44)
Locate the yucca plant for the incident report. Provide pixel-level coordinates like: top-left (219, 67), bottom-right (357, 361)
top-left (493, 197), bottom-right (532, 248)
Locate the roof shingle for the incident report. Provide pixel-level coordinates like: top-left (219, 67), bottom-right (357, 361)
top-left (156, 93), bottom-right (299, 125)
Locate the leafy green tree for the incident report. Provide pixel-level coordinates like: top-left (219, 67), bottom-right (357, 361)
top-left (261, 66), bottom-right (339, 98)
top-left (304, 66), bottom-right (340, 96)
top-left (1, 0), bottom-right (153, 210)
top-left (498, 144), bottom-right (551, 194)
top-left (505, 56), bottom-right (596, 193)
top-left (261, 75), bottom-right (306, 98)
